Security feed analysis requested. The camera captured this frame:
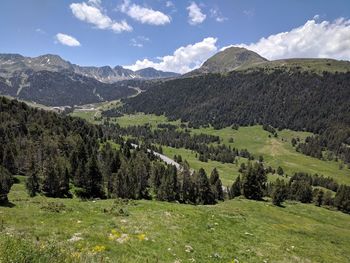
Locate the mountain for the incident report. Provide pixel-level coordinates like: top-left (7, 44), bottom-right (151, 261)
top-left (187, 46), bottom-right (268, 76)
top-left (0, 69), bottom-right (135, 106)
top-left (135, 67), bottom-right (180, 79)
top-left (0, 53), bottom-right (180, 106)
top-left (0, 53), bottom-right (178, 83)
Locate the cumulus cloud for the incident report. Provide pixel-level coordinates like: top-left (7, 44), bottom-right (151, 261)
top-left (120, 0), bottom-right (171, 26)
top-left (55, 33), bottom-right (81, 47)
top-left (222, 18), bottom-right (350, 61)
top-left (124, 37), bottom-right (217, 73)
top-left (187, 2), bottom-right (206, 25)
top-left (70, 1), bottom-right (132, 33)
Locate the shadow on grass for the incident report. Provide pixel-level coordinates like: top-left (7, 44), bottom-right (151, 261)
top-left (0, 201), bottom-right (16, 208)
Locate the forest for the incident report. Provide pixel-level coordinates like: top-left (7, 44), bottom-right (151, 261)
top-left (1, 96), bottom-right (349, 213)
top-left (123, 69), bottom-right (350, 163)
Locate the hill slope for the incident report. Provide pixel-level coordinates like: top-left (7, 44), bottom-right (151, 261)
top-left (187, 46), bottom-right (267, 76)
top-left (124, 64), bottom-right (350, 162)
top-left (135, 67), bottom-right (180, 79)
top-left (2, 177), bottom-right (350, 262)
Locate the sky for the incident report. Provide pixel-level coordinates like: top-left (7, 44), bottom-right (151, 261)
top-left (1, 0), bottom-right (350, 73)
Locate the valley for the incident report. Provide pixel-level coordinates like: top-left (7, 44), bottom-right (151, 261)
top-left (1, 9), bottom-right (350, 262)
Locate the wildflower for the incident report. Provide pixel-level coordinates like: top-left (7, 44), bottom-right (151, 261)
top-left (109, 229), bottom-right (121, 240)
top-left (137, 233), bottom-right (148, 241)
top-left (92, 245), bottom-right (106, 253)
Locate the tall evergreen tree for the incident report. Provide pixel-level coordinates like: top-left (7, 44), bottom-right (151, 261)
top-left (3, 146), bottom-right (16, 175)
top-left (229, 175), bottom-right (241, 199)
top-left (26, 159), bottom-right (40, 197)
top-left (241, 162), bottom-right (267, 200)
top-left (209, 168), bottom-right (224, 201)
top-left (334, 185), bottom-right (350, 213)
top-left (0, 165), bottom-right (13, 203)
top-left (195, 168), bottom-right (215, 205)
top-left (272, 179), bottom-right (288, 206)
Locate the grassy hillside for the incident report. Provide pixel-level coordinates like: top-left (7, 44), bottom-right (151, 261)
top-left (1, 176), bottom-right (350, 263)
top-left (191, 126), bottom-right (350, 185)
top-left (94, 113), bottom-right (350, 185)
top-left (237, 58), bottom-right (350, 74)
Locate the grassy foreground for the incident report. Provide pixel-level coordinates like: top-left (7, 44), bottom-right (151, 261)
top-left (1, 177), bottom-right (350, 262)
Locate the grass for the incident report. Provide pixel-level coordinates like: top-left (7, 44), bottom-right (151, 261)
top-left (162, 146), bottom-right (244, 186)
top-left (71, 111), bottom-right (350, 185)
top-left (191, 126), bottom-right (350, 185)
top-left (1, 176), bottom-right (350, 262)
top-left (238, 58), bottom-right (350, 74)
top-left (115, 113), bottom-right (180, 128)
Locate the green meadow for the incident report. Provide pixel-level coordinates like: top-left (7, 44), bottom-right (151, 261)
top-left (1, 176), bottom-right (350, 263)
top-left (98, 113), bottom-right (350, 185)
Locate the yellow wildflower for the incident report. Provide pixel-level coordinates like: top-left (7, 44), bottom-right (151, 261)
top-left (137, 233), bottom-right (147, 241)
top-left (92, 245), bottom-right (106, 253)
top-left (109, 229), bottom-right (121, 240)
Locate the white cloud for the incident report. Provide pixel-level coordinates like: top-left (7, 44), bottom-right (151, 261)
top-left (120, 0), bottom-right (171, 26)
top-left (70, 1), bottom-right (132, 33)
top-left (130, 36), bottom-right (150, 48)
top-left (187, 2), bottom-right (206, 25)
top-left (35, 28), bottom-right (45, 34)
top-left (124, 37), bottom-right (217, 73)
top-left (166, 1), bottom-right (174, 8)
top-left (313, 14), bottom-right (320, 20)
top-left (55, 33), bottom-right (81, 47)
top-left (222, 18), bottom-right (350, 61)
top-left (210, 7), bottom-right (227, 23)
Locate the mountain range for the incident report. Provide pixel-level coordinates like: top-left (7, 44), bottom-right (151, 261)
top-left (0, 53), bottom-right (179, 106)
top-left (1, 47), bottom-right (350, 107)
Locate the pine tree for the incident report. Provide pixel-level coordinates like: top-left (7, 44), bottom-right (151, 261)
top-left (334, 185), bottom-right (350, 213)
top-left (26, 159), bottom-right (40, 197)
top-left (315, 189), bottom-right (324, 207)
top-left (0, 165), bottom-right (13, 203)
top-left (41, 157), bottom-right (60, 197)
top-left (289, 179), bottom-right (313, 203)
top-left (277, 166), bottom-right (284, 176)
top-left (241, 162), bottom-right (267, 200)
top-left (180, 162), bottom-right (195, 203)
top-left (209, 168), bottom-right (224, 201)
top-left (229, 175), bottom-right (241, 199)
top-left (272, 179), bottom-right (287, 206)
top-left (196, 168), bottom-right (215, 205)
top-left (157, 165), bottom-right (178, 202)
top-left (85, 154), bottom-right (105, 198)
top-left (3, 146), bottom-right (16, 175)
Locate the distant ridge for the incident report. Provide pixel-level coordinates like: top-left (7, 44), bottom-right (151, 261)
top-left (0, 53), bottom-right (179, 83)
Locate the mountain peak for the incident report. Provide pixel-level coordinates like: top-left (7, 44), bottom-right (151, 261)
top-left (187, 46), bottom-right (268, 76)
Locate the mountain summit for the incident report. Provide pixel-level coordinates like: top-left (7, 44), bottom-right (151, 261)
top-left (188, 46), bottom-right (268, 76)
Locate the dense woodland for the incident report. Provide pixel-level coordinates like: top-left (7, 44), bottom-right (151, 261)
top-left (0, 96), bottom-right (349, 213)
top-left (0, 97), bottom-right (222, 205)
top-left (124, 69), bottom-right (350, 163)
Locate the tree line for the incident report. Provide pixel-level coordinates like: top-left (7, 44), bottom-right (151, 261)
top-left (228, 161), bottom-right (350, 213)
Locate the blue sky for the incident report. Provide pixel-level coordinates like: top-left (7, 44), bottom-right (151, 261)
top-left (1, 0), bottom-right (350, 73)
